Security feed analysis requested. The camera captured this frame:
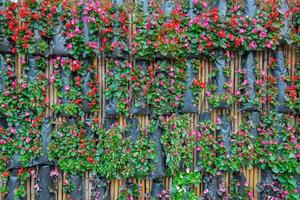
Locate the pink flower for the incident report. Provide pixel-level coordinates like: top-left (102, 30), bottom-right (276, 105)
top-left (206, 91), bottom-right (212, 97)
top-left (64, 85), bottom-right (70, 92)
top-left (204, 189), bottom-right (209, 194)
top-left (21, 83), bottom-right (28, 89)
top-left (249, 41), bottom-right (257, 49)
top-left (216, 116), bottom-right (221, 125)
top-left (63, 179), bottom-right (69, 185)
top-left (239, 29), bottom-right (246, 34)
top-left (67, 43), bottom-right (73, 50)
top-left (259, 31), bottom-right (267, 38)
top-left (4, 90), bottom-right (9, 96)
top-left (25, 137), bottom-right (31, 143)
top-left (34, 184), bottom-right (40, 192)
top-left (0, 139), bottom-right (6, 144)
top-left (25, 112), bottom-right (30, 117)
top-left (50, 168), bottom-right (59, 177)
top-left (266, 41), bottom-right (273, 48)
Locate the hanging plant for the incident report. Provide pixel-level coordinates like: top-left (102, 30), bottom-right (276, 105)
top-left (170, 171), bottom-right (202, 200)
top-left (206, 56), bottom-right (236, 109)
top-left (160, 114), bottom-right (195, 176)
top-left (49, 119), bottom-right (98, 175)
top-left (0, 55), bottom-right (48, 170)
top-left (236, 66), bottom-right (267, 110)
top-left (3, 0), bottom-right (61, 54)
top-left (117, 182), bottom-right (141, 200)
top-left (51, 57), bottom-right (100, 117)
top-left (96, 124), bottom-right (156, 180)
top-left (105, 59), bottom-right (131, 116)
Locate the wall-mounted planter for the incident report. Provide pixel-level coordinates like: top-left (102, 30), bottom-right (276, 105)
top-left (131, 59), bottom-right (150, 115)
top-left (180, 61), bottom-right (197, 113)
top-left (151, 179), bottom-right (166, 199)
top-left (91, 175), bottom-right (110, 200)
top-left (249, 111), bottom-right (260, 137)
top-left (272, 51), bottom-right (290, 113)
top-left (258, 169), bottom-right (278, 200)
top-left (244, 0), bottom-right (257, 19)
top-left (125, 118), bottom-right (140, 143)
top-left (70, 175), bottom-right (84, 200)
top-left (36, 165), bottom-right (55, 200)
top-left (28, 56), bottom-right (38, 82)
top-left (208, 50), bottom-right (232, 109)
top-left (240, 52), bottom-right (260, 111)
top-left (0, 37), bottom-right (12, 54)
top-left (278, 0), bottom-right (290, 44)
top-left (149, 120), bottom-right (166, 180)
top-left (231, 171), bottom-right (247, 195)
top-left (52, 23), bottom-right (70, 57)
top-left (137, 0), bottom-right (149, 13)
top-left (30, 117), bottom-right (53, 166)
top-left (201, 172), bottom-right (226, 200)
top-left (6, 169), bottom-right (26, 200)
top-left (82, 60), bottom-right (92, 113)
top-left (217, 115), bottom-right (232, 155)
top-left (0, 53), bottom-right (6, 91)
top-left (104, 115), bottom-right (117, 131)
top-left (214, 0), bottom-right (227, 18)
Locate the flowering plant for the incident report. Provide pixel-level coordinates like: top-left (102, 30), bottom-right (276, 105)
top-left (117, 183), bottom-right (141, 200)
top-left (236, 66), bottom-right (267, 110)
top-left (2, 0), bottom-right (61, 54)
top-left (206, 59), bottom-right (236, 109)
top-left (96, 124), bottom-right (156, 180)
top-left (132, 60), bottom-right (186, 116)
top-left (0, 55), bottom-right (48, 170)
top-left (49, 119), bottom-right (98, 174)
top-left (286, 63), bottom-right (299, 114)
top-left (160, 114), bottom-right (195, 176)
top-left (105, 59), bottom-right (131, 116)
top-left (51, 57), bottom-right (100, 116)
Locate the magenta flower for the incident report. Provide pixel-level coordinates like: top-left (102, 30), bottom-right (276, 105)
top-left (249, 41), bottom-right (257, 49)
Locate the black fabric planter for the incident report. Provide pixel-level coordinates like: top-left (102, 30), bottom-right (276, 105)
top-left (82, 60), bottom-right (92, 113)
top-left (149, 120), bottom-right (166, 180)
top-left (232, 171), bottom-right (247, 194)
top-left (196, 112), bottom-right (211, 171)
top-left (241, 51), bottom-right (259, 111)
top-left (36, 165), bottom-right (55, 200)
top-left (180, 61), bottom-right (197, 113)
top-left (211, 50), bottom-right (230, 109)
top-left (30, 116), bottom-right (54, 166)
top-left (125, 118), bottom-right (140, 143)
top-left (91, 175), bottom-right (110, 200)
top-left (151, 179), bottom-right (165, 198)
top-left (52, 23), bottom-right (70, 56)
top-left (7, 154), bottom-right (22, 171)
top-left (217, 115), bottom-right (232, 155)
top-left (6, 169), bottom-right (26, 200)
top-left (161, 1), bottom-right (175, 15)
top-left (249, 111), bottom-right (260, 137)
top-left (215, 0), bottom-right (227, 18)
top-left (278, 0), bottom-right (290, 44)
top-left (104, 115), bottom-right (117, 131)
top-left (70, 175), bottom-right (84, 200)
top-left (137, 0), bottom-right (149, 13)
top-left (258, 169), bottom-right (277, 200)
top-left (105, 97), bottom-right (118, 116)
top-left (28, 56), bottom-right (38, 82)
top-left (0, 37), bottom-right (12, 54)
top-left (84, 118), bottom-right (93, 138)
top-left (244, 0), bottom-right (257, 19)
top-left (273, 51), bottom-right (290, 113)
top-left (131, 59), bottom-right (150, 115)
top-left (0, 53), bottom-right (6, 91)
top-left (200, 173), bottom-right (225, 200)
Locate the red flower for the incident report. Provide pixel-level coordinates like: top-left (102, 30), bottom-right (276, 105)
top-left (218, 29), bottom-right (226, 38)
top-left (87, 156), bottom-right (93, 163)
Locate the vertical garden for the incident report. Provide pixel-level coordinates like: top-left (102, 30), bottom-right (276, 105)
top-left (0, 0), bottom-right (299, 199)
